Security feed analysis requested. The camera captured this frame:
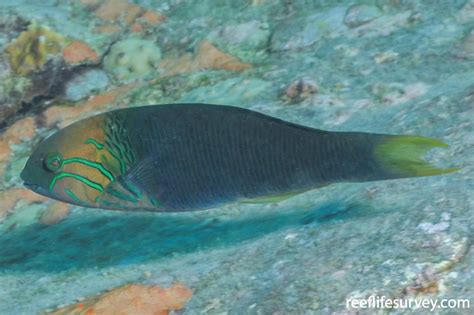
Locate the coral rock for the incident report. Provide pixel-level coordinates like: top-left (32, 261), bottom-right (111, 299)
top-left (80, 0), bottom-right (101, 5)
top-left (123, 4), bottom-right (143, 26)
top-left (457, 29), bottom-right (474, 59)
top-left (6, 23), bottom-right (65, 75)
top-left (0, 140), bottom-right (10, 164)
top-left (104, 38), bottom-right (162, 81)
top-left (0, 157), bottom-right (9, 182)
top-left (95, 0), bottom-right (131, 22)
top-left (0, 117), bottom-right (37, 179)
top-left (458, 0), bottom-right (474, 23)
top-left (208, 20), bottom-right (270, 51)
top-left (283, 78), bottom-right (318, 103)
top-left (130, 22), bottom-right (144, 33)
top-left (0, 188), bottom-right (48, 220)
top-left (160, 40), bottom-right (251, 76)
top-left (3, 117), bottom-right (37, 145)
top-left (195, 41), bottom-right (252, 71)
top-left (92, 24), bottom-right (122, 34)
top-left (344, 4), bottom-right (382, 28)
top-left (63, 41), bottom-right (99, 65)
top-left (140, 10), bottom-right (166, 25)
top-left (92, 0), bottom-right (164, 33)
top-left (44, 84), bottom-right (134, 128)
top-left (39, 202), bottom-right (70, 225)
top-left (47, 283), bottom-right (193, 315)
top-left (0, 57), bottom-right (33, 123)
top-left (64, 68), bottom-right (109, 101)
top-left (270, 8), bottom-right (346, 51)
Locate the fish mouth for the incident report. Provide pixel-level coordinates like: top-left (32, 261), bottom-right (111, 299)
top-left (23, 182), bottom-right (39, 190)
top-left (23, 182), bottom-right (49, 197)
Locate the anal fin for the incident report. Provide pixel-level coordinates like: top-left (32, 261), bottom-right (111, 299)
top-left (240, 187), bottom-right (324, 204)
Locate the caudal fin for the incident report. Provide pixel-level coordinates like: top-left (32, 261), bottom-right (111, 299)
top-left (373, 135), bottom-right (460, 178)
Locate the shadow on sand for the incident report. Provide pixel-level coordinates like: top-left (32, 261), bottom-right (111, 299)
top-left (0, 201), bottom-right (372, 272)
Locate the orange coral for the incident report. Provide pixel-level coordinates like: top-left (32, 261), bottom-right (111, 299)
top-left (123, 4), bottom-right (143, 26)
top-left (63, 41), bottom-right (99, 65)
top-left (196, 40), bottom-right (252, 71)
top-left (130, 23), bottom-right (144, 33)
top-left (43, 84), bottom-right (135, 128)
top-left (0, 188), bottom-right (48, 219)
top-left (95, 0), bottom-right (131, 21)
top-left (92, 24), bottom-right (122, 34)
top-left (0, 117), bottom-right (37, 180)
top-left (0, 164), bottom-right (7, 184)
top-left (140, 10), bottom-right (166, 25)
top-left (3, 117), bottom-right (37, 143)
top-left (160, 40), bottom-right (251, 76)
top-left (92, 0), bottom-right (165, 32)
top-left (39, 202), bottom-right (70, 225)
top-left (129, 10), bottom-right (166, 32)
top-left (0, 140), bottom-right (9, 164)
top-left (48, 283), bottom-right (193, 315)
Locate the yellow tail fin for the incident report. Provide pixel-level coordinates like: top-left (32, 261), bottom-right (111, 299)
top-left (374, 136), bottom-right (460, 177)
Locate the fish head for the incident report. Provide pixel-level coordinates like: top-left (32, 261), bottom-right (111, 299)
top-left (21, 114), bottom-right (118, 207)
top-left (21, 144), bottom-right (64, 200)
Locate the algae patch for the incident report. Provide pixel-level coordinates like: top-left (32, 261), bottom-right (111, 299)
top-left (5, 23), bottom-right (65, 75)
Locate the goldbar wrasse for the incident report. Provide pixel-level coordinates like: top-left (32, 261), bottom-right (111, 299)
top-left (21, 104), bottom-right (458, 212)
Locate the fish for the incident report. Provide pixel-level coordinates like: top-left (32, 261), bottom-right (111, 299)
top-left (20, 104), bottom-right (458, 212)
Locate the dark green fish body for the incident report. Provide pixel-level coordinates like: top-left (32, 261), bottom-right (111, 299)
top-left (21, 104), bottom-right (458, 212)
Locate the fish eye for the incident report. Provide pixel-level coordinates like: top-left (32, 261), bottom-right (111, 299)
top-left (43, 152), bottom-right (63, 173)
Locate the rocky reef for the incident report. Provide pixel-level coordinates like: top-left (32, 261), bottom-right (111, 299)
top-left (104, 37), bottom-right (162, 81)
top-left (47, 283), bottom-right (192, 315)
top-left (0, 0), bottom-right (472, 314)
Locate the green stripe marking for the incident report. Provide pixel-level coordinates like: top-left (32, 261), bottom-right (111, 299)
top-left (107, 188), bottom-right (139, 204)
top-left (111, 141), bottom-right (128, 164)
top-left (63, 157), bottom-right (115, 182)
top-left (107, 146), bottom-right (127, 175)
top-left (149, 196), bottom-right (160, 207)
top-left (50, 172), bottom-right (104, 193)
top-left (65, 188), bottom-right (82, 203)
top-left (85, 138), bottom-right (104, 150)
top-left (121, 180), bottom-right (142, 199)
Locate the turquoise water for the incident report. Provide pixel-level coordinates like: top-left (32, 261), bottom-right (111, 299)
top-left (0, 1), bottom-right (472, 314)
